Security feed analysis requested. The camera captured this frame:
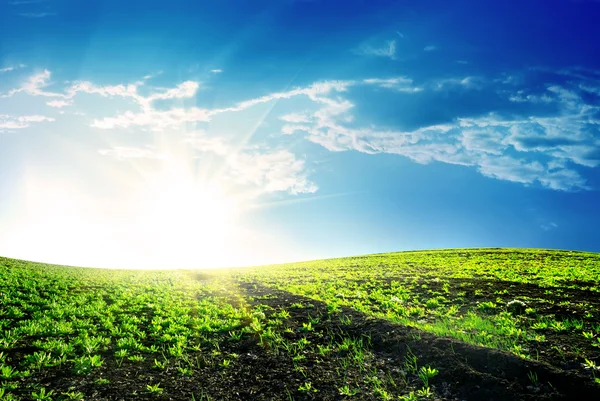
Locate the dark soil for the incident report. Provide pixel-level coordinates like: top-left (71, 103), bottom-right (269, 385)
top-left (236, 282), bottom-right (600, 401)
top-left (7, 280), bottom-right (600, 401)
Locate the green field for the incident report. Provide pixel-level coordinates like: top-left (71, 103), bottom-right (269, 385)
top-left (1, 249), bottom-right (600, 400)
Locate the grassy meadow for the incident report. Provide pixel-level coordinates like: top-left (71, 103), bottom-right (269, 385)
top-left (1, 248), bottom-right (599, 400)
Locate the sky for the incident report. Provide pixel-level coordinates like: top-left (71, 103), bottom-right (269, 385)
top-left (1, 0), bottom-right (599, 269)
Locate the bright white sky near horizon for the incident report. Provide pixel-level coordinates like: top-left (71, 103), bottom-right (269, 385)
top-left (1, 0), bottom-right (600, 269)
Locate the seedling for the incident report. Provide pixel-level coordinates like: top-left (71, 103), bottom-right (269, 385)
top-left (298, 382), bottom-right (317, 393)
top-left (146, 383), bottom-right (164, 394)
top-left (31, 387), bottom-right (54, 401)
top-left (338, 385), bottom-right (358, 396)
top-left (418, 366), bottom-right (439, 387)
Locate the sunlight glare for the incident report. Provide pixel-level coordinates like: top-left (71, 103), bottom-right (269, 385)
top-left (0, 158), bottom-right (249, 269)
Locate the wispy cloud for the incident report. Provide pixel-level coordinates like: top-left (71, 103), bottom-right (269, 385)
top-left (363, 77), bottom-right (423, 92)
top-left (0, 64), bottom-right (26, 73)
top-left (90, 79), bottom-right (353, 130)
top-left (18, 12), bottom-right (56, 18)
top-left (280, 72), bottom-right (600, 191)
top-left (9, 0), bottom-right (48, 4)
top-left (356, 40), bottom-right (397, 60)
top-left (433, 76), bottom-right (484, 90)
top-left (185, 133), bottom-right (317, 195)
top-left (3, 67), bottom-right (599, 192)
top-left (424, 45), bottom-right (437, 52)
top-left (1, 70), bottom-right (63, 98)
top-left (142, 71), bottom-right (163, 80)
top-left (280, 112), bottom-right (313, 124)
top-left (541, 222), bottom-right (558, 231)
top-left (46, 99), bottom-right (72, 108)
top-left (0, 114), bottom-right (55, 130)
top-left (98, 146), bottom-right (168, 160)
top-left (210, 69), bottom-right (223, 74)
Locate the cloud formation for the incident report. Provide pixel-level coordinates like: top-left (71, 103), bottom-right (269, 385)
top-left (2, 67), bottom-right (599, 192)
top-left (185, 133), bottom-right (317, 195)
top-left (356, 40), bottom-right (397, 59)
top-left (0, 114), bottom-right (55, 130)
top-left (98, 146), bottom-right (168, 160)
top-left (280, 72), bottom-right (600, 191)
top-left (0, 64), bottom-right (26, 73)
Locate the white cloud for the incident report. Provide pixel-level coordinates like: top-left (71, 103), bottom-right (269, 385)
top-left (146, 81), bottom-right (199, 102)
top-left (460, 128), bottom-right (507, 155)
top-left (363, 77), bottom-right (423, 92)
top-left (0, 114), bottom-right (55, 129)
top-left (2, 70), bottom-right (64, 98)
top-left (477, 155), bottom-right (545, 184)
top-left (226, 150), bottom-right (317, 195)
top-left (46, 99), bottom-right (72, 108)
top-left (541, 221), bottom-right (558, 231)
top-left (18, 12), bottom-right (56, 18)
top-left (67, 81), bottom-right (140, 101)
top-left (185, 132), bottom-right (317, 195)
top-left (279, 76), bottom-right (598, 191)
top-left (280, 112), bottom-right (313, 124)
top-left (424, 45), bottom-right (437, 52)
top-left (4, 68), bottom-right (598, 192)
top-left (9, 0), bottom-right (48, 4)
top-left (98, 146), bottom-right (168, 160)
top-left (142, 71), bottom-right (162, 80)
top-left (91, 107), bottom-right (212, 130)
top-left (356, 40), bottom-right (397, 59)
top-left (0, 65), bottom-right (25, 73)
top-left (91, 79), bottom-right (354, 130)
top-left (210, 69), bottom-right (223, 74)
top-left (509, 90), bottom-right (553, 103)
top-left (2, 71), bottom-right (200, 114)
top-left (433, 76), bottom-right (483, 90)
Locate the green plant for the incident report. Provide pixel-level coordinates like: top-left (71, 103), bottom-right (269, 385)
top-left (528, 371), bottom-right (539, 387)
top-left (404, 350), bottom-right (418, 374)
top-left (399, 391), bottom-right (419, 401)
top-left (177, 366), bottom-right (193, 376)
top-left (25, 351), bottom-right (53, 370)
top-left (62, 391), bottom-right (85, 400)
top-left (338, 385), bottom-right (358, 396)
top-left (0, 364), bottom-right (19, 380)
top-left (153, 358), bottom-right (167, 370)
top-left (298, 382), bottom-right (317, 393)
top-left (146, 383), bottom-right (164, 394)
top-left (31, 387), bottom-right (54, 401)
top-left (416, 386), bottom-right (432, 397)
top-left (73, 355), bottom-right (103, 375)
top-left (418, 366), bottom-right (439, 387)
top-left (583, 358), bottom-right (598, 371)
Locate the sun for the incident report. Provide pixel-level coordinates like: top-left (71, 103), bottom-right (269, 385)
top-left (0, 156), bottom-right (246, 269)
top-left (134, 166), bottom-right (240, 269)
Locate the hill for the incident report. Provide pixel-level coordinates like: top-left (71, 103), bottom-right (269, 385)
top-left (1, 248), bottom-right (599, 400)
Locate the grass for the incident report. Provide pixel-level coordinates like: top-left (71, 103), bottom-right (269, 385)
top-left (0, 248), bottom-right (599, 400)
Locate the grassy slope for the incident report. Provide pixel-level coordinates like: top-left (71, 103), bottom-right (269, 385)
top-left (1, 248), bottom-right (599, 400)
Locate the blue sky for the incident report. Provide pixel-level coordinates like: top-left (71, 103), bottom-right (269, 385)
top-left (1, 0), bottom-right (599, 268)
